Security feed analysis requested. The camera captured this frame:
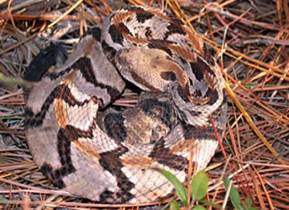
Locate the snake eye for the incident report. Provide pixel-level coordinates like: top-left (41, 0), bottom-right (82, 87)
top-left (160, 71), bottom-right (177, 81)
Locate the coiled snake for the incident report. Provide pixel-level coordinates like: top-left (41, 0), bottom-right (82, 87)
top-left (24, 6), bottom-right (227, 204)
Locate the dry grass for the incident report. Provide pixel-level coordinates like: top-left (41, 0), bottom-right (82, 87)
top-left (0, 0), bottom-right (288, 209)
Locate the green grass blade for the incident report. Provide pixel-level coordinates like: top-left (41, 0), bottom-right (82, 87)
top-left (242, 197), bottom-right (257, 210)
top-left (191, 171), bottom-right (209, 201)
top-left (192, 205), bottom-right (207, 210)
top-left (169, 200), bottom-right (180, 210)
top-left (158, 168), bottom-right (188, 206)
top-left (223, 177), bottom-right (243, 210)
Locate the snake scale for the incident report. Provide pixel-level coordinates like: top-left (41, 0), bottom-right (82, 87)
top-left (24, 6), bottom-right (227, 204)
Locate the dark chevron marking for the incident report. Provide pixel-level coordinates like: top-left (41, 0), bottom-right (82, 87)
top-left (71, 57), bottom-right (121, 100)
top-left (40, 126), bottom-right (77, 188)
top-left (109, 24), bottom-right (124, 46)
top-left (163, 22), bottom-right (186, 40)
top-left (108, 22), bottom-right (131, 46)
top-left (181, 123), bottom-right (217, 140)
top-left (207, 88), bottom-right (219, 105)
top-left (25, 85), bottom-right (65, 128)
top-left (138, 96), bottom-right (176, 129)
top-left (41, 122), bottom-right (102, 188)
top-left (25, 43), bottom-right (68, 81)
top-left (46, 56), bottom-right (121, 102)
top-left (135, 10), bottom-right (154, 23)
top-left (128, 7), bottom-right (154, 23)
top-left (88, 26), bottom-right (102, 41)
top-left (149, 138), bottom-right (188, 171)
top-left (190, 57), bottom-right (216, 81)
top-left (147, 40), bottom-right (173, 56)
top-left (25, 84), bottom-right (100, 128)
top-left (189, 57), bottom-right (220, 105)
top-left (99, 146), bottom-right (134, 203)
top-left (102, 111), bottom-right (127, 142)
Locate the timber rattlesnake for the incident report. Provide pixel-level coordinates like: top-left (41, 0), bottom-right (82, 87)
top-left (24, 6), bottom-right (227, 204)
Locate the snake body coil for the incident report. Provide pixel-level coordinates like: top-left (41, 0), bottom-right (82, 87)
top-left (24, 6), bottom-right (227, 204)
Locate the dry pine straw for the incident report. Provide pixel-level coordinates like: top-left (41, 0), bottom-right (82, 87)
top-left (0, 0), bottom-right (288, 209)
